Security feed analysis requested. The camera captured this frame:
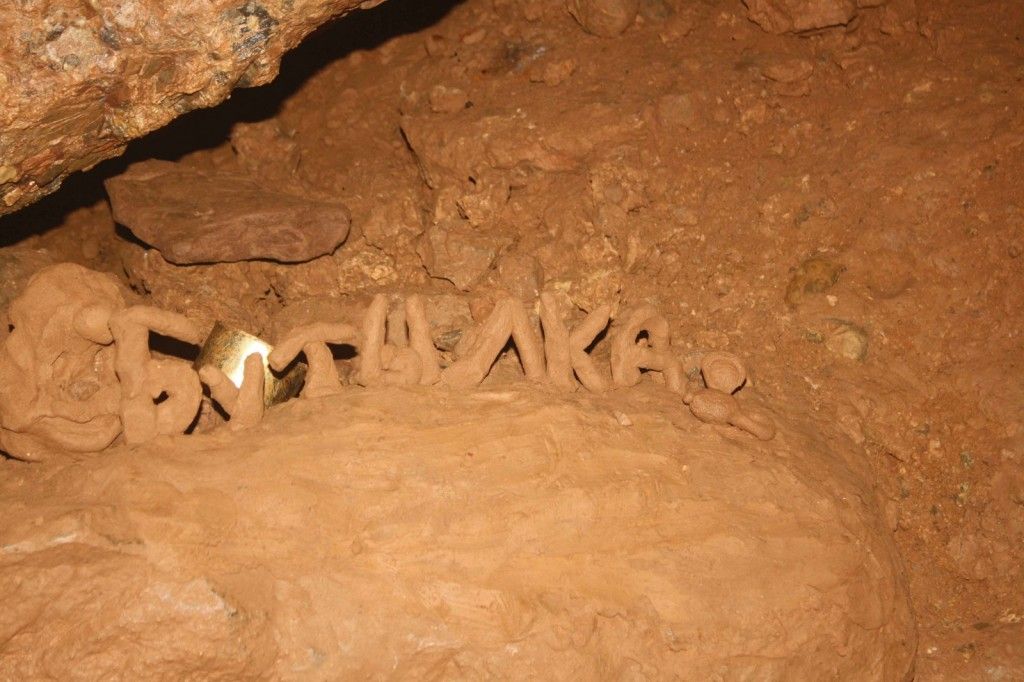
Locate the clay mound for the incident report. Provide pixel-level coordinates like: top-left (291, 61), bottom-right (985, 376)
top-left (0, 386), bottom-right (915, 679)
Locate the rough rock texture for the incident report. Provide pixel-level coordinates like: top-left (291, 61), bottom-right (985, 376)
top-left (742, 0), bottom-right (860, 33)
top-left (567, 0), bottom-right (640, 37)
top-left (0, 0), bottom-right (384, 216)
top-left (105, 160), bottom-right (350, 264)
top-left (0, 386), bottom-right (916, 678)
top-left (417, 222), bottom-right (510, 291)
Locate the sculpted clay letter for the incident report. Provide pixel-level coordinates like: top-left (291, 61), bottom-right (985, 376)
top-left (442, 297), bottom-right (545, 389)
top-left (270, 322), bottom-right (359, 399)
top-left (609, 305), bottom-right (683, 392)
top-left (539, 293), bottom-right (611, 392)
top-left (359, 295), bottom-right (440, 388)
top-left (109, 306), bottom-right (203, 445)
top-left (539, 293), bottom-right (574, 390)
top-left (405, 296), bottom-right (443, 386)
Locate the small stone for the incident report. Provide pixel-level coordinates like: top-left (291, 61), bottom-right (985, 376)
top-left (567, 0), bottom-right (640, 37)
top-left (424, 34), bottom-right (453, 58)
top-left (762, 57), bottom-right (814, 83)
top-left (824, 320), bottom-right (868, 361)
top-left (461, 28), bottom-right (487, 45)
top-left (434, 328), bottom-right (463, 353)
top-left (455, 172), bottom-right (511, 228)
top-left (743, 0), bottom-right (857, 34)
top-left (417, 221), bottom-right (510, 291)
top-left (493, 252), bottom-right (545, 301)
top-left (762, 57), bottom-right (814, 95)
top-left (785, 256), bottom-right (844, 307)
top-left (587, 147), bottom-right (647, 212)
top-left (861, 248), bottom-right (915, 299)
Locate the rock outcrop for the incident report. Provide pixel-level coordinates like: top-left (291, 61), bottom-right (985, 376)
top-left (0, 0), bottom-right (384, 216)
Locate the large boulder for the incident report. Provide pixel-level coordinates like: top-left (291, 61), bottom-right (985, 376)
top-left (0, 384), bottom-right (916, 678)
top-left (0, 0), bottom-right (384, 216)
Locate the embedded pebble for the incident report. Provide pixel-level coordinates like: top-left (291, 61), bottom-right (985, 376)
top-left (567, 0), bottom-right (640, 37)
top-left (785, 256), bottom-right (845, 307)
top-left (825, 320), bottom-right (869, 361)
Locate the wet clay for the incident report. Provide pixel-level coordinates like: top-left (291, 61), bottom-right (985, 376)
top-left (441, 297), bottom-right (547, 388)
top-left (108, 306), bottom-right (204, 446)
top-left (539, 293), bottom-right (611, 392)
top-left (0, 386), bottom-right (915, 679)
top-left (358, 294), bottom-right (440, 387)
top-left (0, 265), bottom-right (206, 457)
top-left (269, 322), bottom-right (360, 398)
top-left (683, 351), bottom-right (777, 441)
top-left (0, 266), bottom-right (777, 448)
top-left (0, 263), bottom-right (125, 460)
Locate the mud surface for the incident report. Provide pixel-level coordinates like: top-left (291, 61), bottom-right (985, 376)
top-left (1, 0), bottom-right (1023, 677)
top-left (1, 386), bottom-right (914, 678)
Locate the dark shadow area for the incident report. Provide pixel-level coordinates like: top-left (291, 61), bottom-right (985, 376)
top-left (585, 324), bottom-right (610, 355)
top-left (330, 343), bottom-right (359, 361)
top-left (272, 353), bottom-right (308, 380)
top-left (150, 331), bottom-right (200, 363)
top-left (115, 223), bottom-right (149, 251)
top-left (0, 0), bottom-right (463, 248)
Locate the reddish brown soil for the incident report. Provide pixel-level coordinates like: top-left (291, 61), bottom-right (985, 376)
top-left (1, 0), bottom-right (1022, 677)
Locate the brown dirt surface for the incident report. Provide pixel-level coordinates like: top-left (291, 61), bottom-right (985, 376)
top-left (1, 0), bottom-right (1023, 677)
top-left (0, 386), bottom-right (914, 678)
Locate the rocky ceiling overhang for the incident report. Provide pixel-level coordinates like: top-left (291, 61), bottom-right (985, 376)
top-left (0, 0), bottom-right (385, 216)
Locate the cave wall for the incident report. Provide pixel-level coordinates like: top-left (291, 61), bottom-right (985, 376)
top-left (0, 0), bottom-right (385, 216)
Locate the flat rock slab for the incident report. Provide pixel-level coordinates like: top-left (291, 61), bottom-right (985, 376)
top-left (0, 385), bottom-right (915, 679)
top-left (105, 160), bottom-right (350, 264)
